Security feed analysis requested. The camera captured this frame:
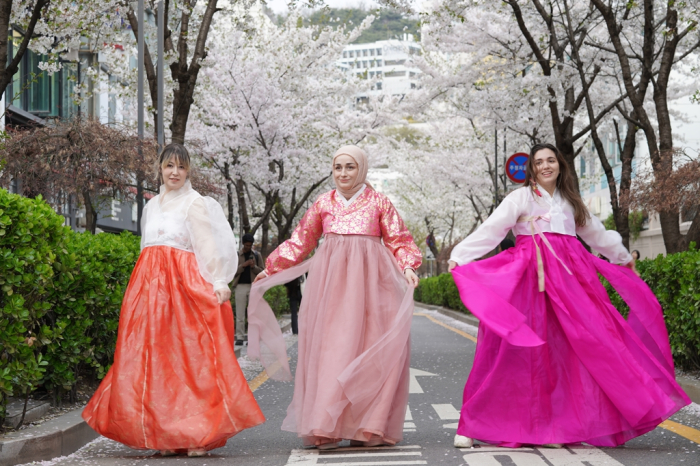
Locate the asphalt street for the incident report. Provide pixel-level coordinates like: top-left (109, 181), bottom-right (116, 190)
top-left (35, 305), bottom-right (700, 466)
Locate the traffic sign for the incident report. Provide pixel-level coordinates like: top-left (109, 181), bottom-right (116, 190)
top-left (506, 152), bottom-right (529, 183)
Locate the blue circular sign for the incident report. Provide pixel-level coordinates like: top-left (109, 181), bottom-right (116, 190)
top-left (506, 152), bottom-right (529, 183)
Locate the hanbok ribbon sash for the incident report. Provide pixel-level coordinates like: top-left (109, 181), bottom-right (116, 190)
top-left (517, 214), bottom-right (572, 292)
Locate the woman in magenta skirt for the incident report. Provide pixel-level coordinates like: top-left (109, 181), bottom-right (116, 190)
top-left (448, 143), bottom-right (690, 449)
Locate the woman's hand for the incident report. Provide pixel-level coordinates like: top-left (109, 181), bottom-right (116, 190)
top-left (253, 271), bottom-right (268, 284)
top-left (448, 260), bottom-right (458, 272)
top-left (215, 288), bottom-right (231, 305)
top-left (624, 259), bottom-right (640, 277)
top-left (404, 268), bottom-right (419, 288)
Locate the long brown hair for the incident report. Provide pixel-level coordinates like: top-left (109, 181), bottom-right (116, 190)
top-left (524, 143), bottom-right (589, 227)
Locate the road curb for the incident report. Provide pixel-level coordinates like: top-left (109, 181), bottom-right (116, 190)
top-left (414, 302), bottom-right (480, 328)
top-left (414, 301), bottom-right (700, 405)
top-left (0, 316), bottom-right (292, 466)
top-left (0, 408), bottom-right (98, 466)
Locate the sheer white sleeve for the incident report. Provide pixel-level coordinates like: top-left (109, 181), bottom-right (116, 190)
top-left (186, 197), bottom-right (239, 292)
top-left (139, 202), bottom-right (150, 251)
top-left (449, 197), bottom-right (522, 266)
top-left (576, 213), bottom-right (632, 265)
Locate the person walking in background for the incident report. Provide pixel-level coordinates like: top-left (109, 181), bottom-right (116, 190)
top-left (233, 233), bottom-right (264, 345)
top-left (447, 143), bottom-right (689, 449)
top-left (631, 249), bottom-right (641, 261)
top-left (284, 276), bottom-right (303, 335)
top-left (82, 143), bottom-right (264, 457)
top-left (247, 145), bottom-right (421, 450)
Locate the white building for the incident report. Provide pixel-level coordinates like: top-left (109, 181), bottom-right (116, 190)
top-left (339, 35), bottom-right (422, 96)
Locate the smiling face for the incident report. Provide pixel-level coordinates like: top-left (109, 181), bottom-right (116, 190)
top-left (533, 148), bottom-right (560, 190)
top-left (161, 156), bottom-right (188, 192)
top-left (333, 154), bottom-right (359, 193)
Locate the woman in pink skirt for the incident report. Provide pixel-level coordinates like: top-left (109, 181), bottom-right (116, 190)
top-left (247, 145), bottom-right (421, 450)
top-left (448, 143), bottom-right (690, 449)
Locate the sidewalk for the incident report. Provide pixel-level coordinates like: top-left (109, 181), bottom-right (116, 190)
top-left (0, 316), bottom-right (292, 466)
top-left (414, 302), bottom-right (700, 405)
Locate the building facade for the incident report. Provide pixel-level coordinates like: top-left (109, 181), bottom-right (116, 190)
top-left (339, 35), bottom-right (422, 96)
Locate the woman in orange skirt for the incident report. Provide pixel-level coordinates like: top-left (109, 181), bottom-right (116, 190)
top-left (83, 143), bottom-right (265, 457)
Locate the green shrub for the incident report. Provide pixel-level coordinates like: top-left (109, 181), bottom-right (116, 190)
top-left (264, 285), bottom-right (290, 317)
top-left (415, 273), bottom-right (468, 314)
top-left (0, 190), bottom-right (68, 423)
top-left (42, 231), bottom-right (140, 403)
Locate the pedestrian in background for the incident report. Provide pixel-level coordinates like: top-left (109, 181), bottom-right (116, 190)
top-left (82, 143), bottom-right (264, 457)
top-left (448, 143), bottom-right (689, 449)
top-left (631, 249), bottom-right (641, 261)
top-left (247, 145), bottom-right (421, 450)
top-left (284, 276), bottom-right (303, 335)
top-left (232, 233), bottom-right (264, 345)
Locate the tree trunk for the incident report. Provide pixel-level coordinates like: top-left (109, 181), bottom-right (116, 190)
top-left (82, 190), bottom-right (98, 234)
top-left (615, 119), bottom-right (637, 249)
top-left (224, 162), bottom-right (235, 230)
top-left (236, 179), bottom-right (251, 234)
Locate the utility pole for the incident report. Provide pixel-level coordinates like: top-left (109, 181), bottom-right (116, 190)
top-left (157, 0), bottom-right (165, 150)
top-left (494, 126), bottom-right (499, 205)
top-left (136, 0), bottom-right (145, 235)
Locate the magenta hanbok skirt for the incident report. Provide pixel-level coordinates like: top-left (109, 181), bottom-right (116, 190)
top-left (451, 233), bottom-right (690, 447)
top-left (248, 234), bottom-right (413, 446)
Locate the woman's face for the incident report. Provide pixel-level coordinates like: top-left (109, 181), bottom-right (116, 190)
top-left (161, 157), bottom-right (188, 192)
top-left (333, 154), bottom-right (359, 191)
top-left (533, 148), bottom-right (560, 188)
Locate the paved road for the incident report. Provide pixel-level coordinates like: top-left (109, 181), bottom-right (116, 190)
top-left (36, 305), bottom-right (700, 466)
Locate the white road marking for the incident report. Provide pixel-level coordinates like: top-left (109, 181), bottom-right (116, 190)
top-left (286, 445), bottom-right (425, 465)
top-left (460, 445), bottom-right (626, 466)
top-left (432, 403), bottom-right (461, 420)
top-left (442, 422), bottom-right (458, 429)
top-left (409, 368), bottom-right (436, 394)
top-left (404, 404), bottom-right (415, 432)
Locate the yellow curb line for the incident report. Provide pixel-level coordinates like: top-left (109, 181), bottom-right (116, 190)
top-left (414, 312), bottom-right (700, 445)
top-left (414, 312), bottom-right (477, 343)
top-left (248, 357), bottom-right (290, 392)
top-left (659, 419), bottom-right (700, 445)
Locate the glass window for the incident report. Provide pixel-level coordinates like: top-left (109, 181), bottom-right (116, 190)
top-left (28, 52), bottom-right (50, 114)
top-left (376, 82), bottom-right (382, 90)
top-left (377, 48), bottom-right (382, 55)
top-left (370, 49), bottom-right (375, 56)
top-left (343, 51), bottom-right (347, 58)
top-left (377, 60), bottom-right (383, 67)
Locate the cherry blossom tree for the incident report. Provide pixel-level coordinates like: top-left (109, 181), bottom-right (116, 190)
top-left (189, 9), bottom-right (398, 252)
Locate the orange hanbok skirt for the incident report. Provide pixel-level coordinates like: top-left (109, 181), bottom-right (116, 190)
top-left (82, 246), bottom-right (265, 452)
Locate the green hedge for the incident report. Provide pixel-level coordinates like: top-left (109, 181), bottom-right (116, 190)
top-left (417, 249), bottom-right (700, 371)
top-left (0, 188), bottom-right (288, 423)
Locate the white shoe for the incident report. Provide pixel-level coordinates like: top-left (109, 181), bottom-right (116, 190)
top-left (160, 450), bottom-right (178, 457)
top-left (542, 443), bottom-right (564, 449)
top-left (454, 434), bottom-right (474, 448)
top-left (187, 449), bottom-right (207, 457)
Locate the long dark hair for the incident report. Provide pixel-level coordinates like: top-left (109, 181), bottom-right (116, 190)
top-left (524, 143), bottom-right (589, 227)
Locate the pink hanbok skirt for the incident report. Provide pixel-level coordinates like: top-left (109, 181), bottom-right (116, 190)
top-left (451, 233), bottom-right (690, 447)
top-left (248, 234), bottom-right (413, 446)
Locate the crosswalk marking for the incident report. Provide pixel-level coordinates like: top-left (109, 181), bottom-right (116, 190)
top-left (286, 445), bottom-right (425, 465)
top-left (404, 404), bottom-right (415, 432)
top-left (409, 368), bottom-right (437, 393)
top-left (459, 445), bottom-right (625, 466)
top-left (432, 403), bottom-right (460, 420)
top-left (431, 402), bottom-right (460, 428)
